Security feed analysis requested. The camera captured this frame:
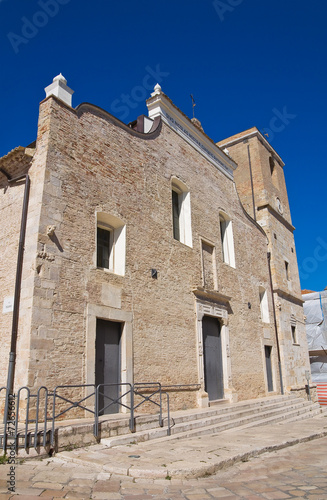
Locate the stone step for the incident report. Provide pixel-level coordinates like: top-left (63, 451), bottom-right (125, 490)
top-left (162, 401), bottom-right (322, 440)
top-left (167, 397), bottom-right (311, 431)
top-left (101, 397), bottom-right (320, 448)
top-left (143, 403), bottom-right (324, 446)
top-left (157, 394), bottom-right (298, 428)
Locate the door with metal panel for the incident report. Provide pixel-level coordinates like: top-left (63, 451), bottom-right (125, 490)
top-left (202, 316), bottom-right (224, 401)
top-left (265, 345), bottom-right (274, 392)
top-left (95, 319), bottom-right (121, 414)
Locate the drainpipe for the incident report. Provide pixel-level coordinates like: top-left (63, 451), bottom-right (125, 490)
top-left (267, 252), bottom-right (284, 395)
top-left (3, 172), bottom-right (30, 421)
top-left (247, 144), bottom-right (256, 221)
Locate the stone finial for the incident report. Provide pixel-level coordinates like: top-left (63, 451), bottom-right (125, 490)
top-left (44, 73), bottom-right (74, 107)
top-left (53, 73), bottom-right (67, 85)
top-left (151, 83), bottom-right (162, 97)
top-left (191, 117), bottom-right (204, 132)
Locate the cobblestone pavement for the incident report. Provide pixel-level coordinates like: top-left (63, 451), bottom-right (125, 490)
top-left (1, 436), bottom-right (327, 499)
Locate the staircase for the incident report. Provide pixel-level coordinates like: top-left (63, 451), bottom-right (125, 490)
top-left (101, 394), bottom-right (323, 448)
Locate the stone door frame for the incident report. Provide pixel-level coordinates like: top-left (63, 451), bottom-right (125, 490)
top-left (195, 298), bottom-right (237, 406)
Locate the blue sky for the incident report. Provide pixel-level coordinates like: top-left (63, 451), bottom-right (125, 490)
top-left (0, 0), bottom-right (326, 291)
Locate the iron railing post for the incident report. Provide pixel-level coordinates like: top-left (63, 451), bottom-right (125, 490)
top-left (129, 386), bottom-right (135, 432)
top-left (159, 384), bottom-right (163, 427)
top-left (94, 385), bottom-right (99, 439)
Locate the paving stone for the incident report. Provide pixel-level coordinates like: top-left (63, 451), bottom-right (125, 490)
top-left (33, 482), bottom-right (64, 490)
top-left (225, 485), bottom-right (257, 496)
top-left (93, 480), bottom-right (121, 492)
top-left (243, 496), bottom-right (266, 500)
top-left (40, 490), bottom-right (66, 497)
top-left (96, 473), bottom-right (111, 481)
top-left (184, 495), bottom-right (213, 500)
top-left (306, 496), bottom-right (327, 500)
top-left (282, 490), bottom-right (306, 497)
top-left (10, 496), bottom-right (44, 500)
top-left (14, 488), bottom-right (45, 496)
top-left (262, 492), bottom-right (291, 499)
top-left (91, 494), bottom-right (122, 500)
top-left (67, 479), bottom-right (94, 487)
top-left (63, 493), bottom-right (90, 499)
top-left (122, 496), bottom-right (154, 500)
top-left (205, 488), bottom-right (235, 498)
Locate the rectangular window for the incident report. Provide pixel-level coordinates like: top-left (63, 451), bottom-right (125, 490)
top-left (171, 181), bottom-right (192, 247)
top-left (285, 261), bottom-right (290, 280)
top-left (172, 189), bottom-right (180, 241)
top-left (291, 325), bottom-right (297, 344)
top-left (97, 226), bottom-right (111, 269)
top-left (96, 213), bottom-right (126, 276)
top-left (219, 214), bottom-right (235, 268)
top-left (259, 287), bottom-right (270, 323)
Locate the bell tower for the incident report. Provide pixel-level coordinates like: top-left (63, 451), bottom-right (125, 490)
top-left (218, 127), bottom-right (311, 396)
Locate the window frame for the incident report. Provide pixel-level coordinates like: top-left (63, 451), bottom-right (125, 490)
top-left (171, 179), bottom-right (192, 247)
top-left (259, 287), bottom-right (270, 323)
top-left (219, 212), bottom-right (235, 268)
top-left (96, 212), bottom-right (126, 276)
top-left (97, 223), bottom-right (113, 270)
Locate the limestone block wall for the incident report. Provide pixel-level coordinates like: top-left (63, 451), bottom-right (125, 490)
top-left (0, 100), bottom-right (55, 397)
top-left (1, 96), bottom-right (286, 414)
top-left (17, 96), bottom-right (279, 408)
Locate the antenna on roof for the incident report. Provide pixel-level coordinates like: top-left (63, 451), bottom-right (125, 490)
top-left (190, 94), bottom-right (196, 119)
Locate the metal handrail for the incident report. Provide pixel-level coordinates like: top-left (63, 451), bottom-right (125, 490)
top-left (133, 383), bottom-right (163, 428)
top-left (163, 392), bottom-right (171, 436)
top-left (16, 387), bottom-right (30, 450)
top-left (51, 385), bottom-right (96, 446)
top-left (35, 387), bottom-right (49, 449)
top-left (0, 380), bottom-right (176, 451)
top-left (95, 383), bottom-right (133, 434)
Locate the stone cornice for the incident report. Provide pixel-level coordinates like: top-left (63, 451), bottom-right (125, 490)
top-left (257, 203), bottom-right (295, 232)
top-left (192, 287), bottom-right (232, 305)
top-left (0, 146), bottom-right (35, 180)
top-left (218, 127), bottom-right (284, 168)
top-left (146, 90), bottom-right (237, 180)
top-left (274, 288), bottom-right (304, 306)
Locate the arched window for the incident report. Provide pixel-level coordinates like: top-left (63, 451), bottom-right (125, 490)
top-left (219, 212), bottom-right (235, 268)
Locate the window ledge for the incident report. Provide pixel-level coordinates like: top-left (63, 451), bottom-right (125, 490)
top-left (221, 261), bottom-right (236, 270)
top-left (172, 238), bottom-right (193, 249)
top-left (92, 266), bottom-right (125, 277)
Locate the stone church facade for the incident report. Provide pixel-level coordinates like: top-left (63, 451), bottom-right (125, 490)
top-left (0, 75), bottom-right (311, 413)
